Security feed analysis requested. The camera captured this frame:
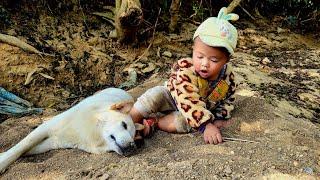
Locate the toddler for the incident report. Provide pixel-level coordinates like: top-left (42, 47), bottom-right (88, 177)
top-left (130, 7), bottom-right (238, 144)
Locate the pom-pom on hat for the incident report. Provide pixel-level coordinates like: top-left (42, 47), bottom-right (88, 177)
top-left (193, 7), bottom-right (239, 55)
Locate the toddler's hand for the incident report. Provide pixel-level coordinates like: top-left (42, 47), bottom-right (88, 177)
top-left (203, 123), bottom-right (222, 144)
top-left (213, 119), bottom-right (234, 129)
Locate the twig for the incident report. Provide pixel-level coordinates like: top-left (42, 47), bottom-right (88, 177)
top-left (223, 137), bottom-right (259, 143)
top-left (238, 5), bottom-right (255, 20)
top-left (301, 18), bottom-right (314, 23)
top-left (0, 33), bottom-right (53, 57)
top-left (135, 8), bottom-right (161, 62)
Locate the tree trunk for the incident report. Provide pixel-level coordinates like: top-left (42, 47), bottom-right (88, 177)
top-left (227, 0), bottom-right (242, 13)
top-left (169, 0), bottom-right (181, 32)
top-left (114, 0), bottom-right (143, 43)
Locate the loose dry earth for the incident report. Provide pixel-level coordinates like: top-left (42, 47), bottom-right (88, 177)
top-left (0, 4), bottom-right (319, 180)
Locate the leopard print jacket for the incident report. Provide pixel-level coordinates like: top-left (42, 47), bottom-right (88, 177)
top-left (166, 58), bottom-right (236, 129)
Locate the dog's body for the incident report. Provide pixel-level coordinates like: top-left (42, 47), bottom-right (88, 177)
top-left (0, 88), bottom-right (136, 173)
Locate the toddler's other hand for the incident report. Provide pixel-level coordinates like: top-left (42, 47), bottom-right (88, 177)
top-left (203, 123), bottom-right (222, 144)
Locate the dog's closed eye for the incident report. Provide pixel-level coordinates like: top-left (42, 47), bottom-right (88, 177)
top-left (122, 122), bottom-right (127, 130)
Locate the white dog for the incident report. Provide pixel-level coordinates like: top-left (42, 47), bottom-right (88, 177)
top-left (0, 88), bottom-right (138, 173)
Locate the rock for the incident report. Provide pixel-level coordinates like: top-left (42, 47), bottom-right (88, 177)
top-left (250, 62), bottom-right (259, 66)
top-left (289, 59), bottom-right (296, 67)
top-left (162, 51), bottom-right (172, 58)
top-left (261, 57), bottom-right (271, 65)
top-left (141, 63), bottom-right (156, 73)
top-left (277, 27), bottom-right (286, 33)
top-left (235, 89), bottom-right (257, 97)
top-left (307, 70), bottom-right (320, 78)
top-left (99, 173), bottom-right (110, 180)
top-left (224, 166), bottom-right (232, 174)
top-left (298, 93), bottom-right (317, 103)
top-left (303, 167), bottom-right (313, 175)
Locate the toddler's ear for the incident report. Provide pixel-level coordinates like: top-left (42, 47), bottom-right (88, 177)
top-left (110, 100), bottom-right (134, 114)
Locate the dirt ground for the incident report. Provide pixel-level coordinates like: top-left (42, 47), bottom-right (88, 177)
top-left (1, 3), bottom-right (320, 179)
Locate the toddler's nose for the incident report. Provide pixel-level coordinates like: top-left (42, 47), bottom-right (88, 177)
top-left (201, 58), bottom-right (209, 67)
top-left (200, 59), bottom-right (209, 70)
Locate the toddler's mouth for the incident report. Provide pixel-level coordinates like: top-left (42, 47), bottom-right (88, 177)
top-left (198, 70), bottom-right (209, 78)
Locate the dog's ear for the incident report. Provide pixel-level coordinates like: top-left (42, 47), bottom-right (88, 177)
top-left (110, 100), bottom-right (133, 114)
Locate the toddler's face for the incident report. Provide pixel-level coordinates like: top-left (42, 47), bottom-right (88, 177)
top-left (192, 38), bottom-right (229, 81)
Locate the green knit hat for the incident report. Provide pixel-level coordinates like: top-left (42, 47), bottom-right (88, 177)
top-left (193, 7), bottom-right (239, 55)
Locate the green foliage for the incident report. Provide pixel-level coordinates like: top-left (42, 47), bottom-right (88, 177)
top-left (191, 1), bottom-right (205, 21)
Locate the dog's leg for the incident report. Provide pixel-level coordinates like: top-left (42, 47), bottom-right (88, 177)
top-left (0, 123), bottom-right (50, 173)
top-left (25, 137), bottom-right (56, 155)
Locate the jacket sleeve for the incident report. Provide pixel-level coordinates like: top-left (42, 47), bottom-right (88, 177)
top-left (167, 62), bottom-right (214, 128)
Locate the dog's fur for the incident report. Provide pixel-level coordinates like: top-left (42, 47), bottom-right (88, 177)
top-left (0, 88), bottom-right (137, 173)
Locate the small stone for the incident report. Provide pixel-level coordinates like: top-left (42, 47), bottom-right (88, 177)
top-left (250, 62), bottom-right (259, 66)
top-left (230, 151), bottom-right (235, 155)
top-left (224, 166), bottom-right (232, 174)
top-left (99, 173), bottom-right (110, 180)
top-left (277, 27), bottom-right (286, 33)
top-left (261, 57), bottom-right (271, 65)
top-left (289, 59), bottom-right (296, 67)
top-left (162, 51), bottom-right (172, 58)
top-left (303, 167), bottom-right (313, 175)
top-left (299, 154), bottom-right (303, 158)
top-left (293, 161), bottom-right (299, 166)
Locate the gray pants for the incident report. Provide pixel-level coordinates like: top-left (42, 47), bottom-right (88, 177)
top-left (133, 86), bottom-right (192, 133)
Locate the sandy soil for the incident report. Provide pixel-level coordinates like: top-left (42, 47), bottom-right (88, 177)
top-left (0, 3), bottom-right (320, 179)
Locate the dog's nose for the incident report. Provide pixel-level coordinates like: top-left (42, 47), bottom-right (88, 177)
top-left (122, 142), bottom-right (137, 157)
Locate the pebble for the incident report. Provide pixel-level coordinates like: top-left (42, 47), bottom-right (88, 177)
top-left (261, 57), bottom-right (271, 65)
top-left (293, 161), bottom-right (298, 166)
top-left (99, 173), bottom-right (110, 180)
top-left (162, 51), bottom-right (172, 58)
top-left (289, 59), bottom-right (296, 67)
top-left (224, 166), bottom-right (232, 174)
top-left (303, 167), bottom-right (313, 175)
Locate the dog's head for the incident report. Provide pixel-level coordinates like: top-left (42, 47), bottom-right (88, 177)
top-left (97, 100), bottom-right (138, 156)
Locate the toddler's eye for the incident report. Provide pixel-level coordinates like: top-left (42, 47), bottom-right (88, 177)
top-left (197, 56), bottom-right (204, 59)
top-left (210, 57), bottom-right (218, 62)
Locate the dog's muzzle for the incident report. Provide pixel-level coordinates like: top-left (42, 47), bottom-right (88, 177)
top-left (118, 142), bottom-right (137, 157)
